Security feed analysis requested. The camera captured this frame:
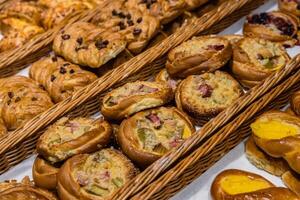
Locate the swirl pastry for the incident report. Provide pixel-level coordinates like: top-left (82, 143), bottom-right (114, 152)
top-left (231, 37), bottom-right (290, 88)
top-left (29, 55), bottom-right (97, 103)
top-left (176, 71), bottom-right (242, 120)
top-left (166, 36), bottom-right (232, 78)
top-left (279, 0), bottom-right (300, 17)
top-left (37, 117), bottom-right (112, 163)
top-left (0, 76), bottom-right (53, 130)
top-left (101, 81), bottom-right (173, 120)
top-left (291, 90), bottom-right (300, 116)
top-left (118, 107), bottom-right (195, 166)
top-left (57, 149), bottom-right (139, 200)
top-left (244, 11), bottom-right (299, 47)
top-left (155, 69), bottom-right (181, 92)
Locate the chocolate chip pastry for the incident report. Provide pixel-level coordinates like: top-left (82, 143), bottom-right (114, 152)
top-left (29, 55), bottom-right (97, 103)
top-left (279, 0), bottom-right (300, 17)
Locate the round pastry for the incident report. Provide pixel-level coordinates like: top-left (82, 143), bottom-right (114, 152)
top-left (0, 118), bottom-right (7, 137)
top-left (32, 156), bottom-right (60, 190)
top-left (211, 169), bottom-right (298, 200)
top-left (0, 176), bottom-right (57, 199)
top-left (166, 35), bottom-right (232, 78)
top-left (101, 81), bottom-right (173, 120)
top-left (279, 0), bottom-right (300, 17)
top-left (118, 107), bottom-right (195, 166)
top-left (155, 69), bottom-right (181, 92)
top-left (37, 117), bottom-right (112, 163)
top-left (57, 148), bottom-right (139, 200)
top-left (0, 76), bottom-right (53, 130)
top-left (175, 71), bottom-right (242, 120)
top-left (251, 110), bottom-right (300, 174)
top-left (291, 90), bottom-right (300, 116)
top-left (29, 55), bottom-right (97, 103)
top-left (231, 37), bottom-right (290, 88)
top-left (244, 11), bottom-right (299, 47)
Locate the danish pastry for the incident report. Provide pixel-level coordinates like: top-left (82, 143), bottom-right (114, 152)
top-left (101, 81), bottom-right (173, 120)
top-left (118, 107), bottom-right (195, 166)
top-left (291, 90), bottom-right (300, 116)
top-left (57, 149), bottom-right (139, 200)
top-left (231, 37), bottom-right (290, 88)
top-left (175, 71), bottom-right (242, 119)
top-left (0, 118), bottom-right (7, 137)
top-left (155, 69), bottom-right (181, 92)
top-left (166, 36), bottom-right (232, 78)
top-left (279, 0), bottom-right (300, 17)
top-left (37, 117), bottom-right (112, 163)
top-left (244, 11), bottom-right (299, 47)
top-left (0, 76), bottom-right (53, 130)
top-left (29, 55), bottom-right (97, 103)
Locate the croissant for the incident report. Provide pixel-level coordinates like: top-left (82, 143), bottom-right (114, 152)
top-left (291, 90), bottom-right (300, 116)
top-left (278, 0), bottom-right (300, 17)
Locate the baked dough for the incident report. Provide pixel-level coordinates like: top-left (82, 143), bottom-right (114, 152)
top-left (166, 35), bottom-right (232, 78)
top-left (155, 69), bottom-right (181, 93)
top-left (57, 149), bottom-right (138, 200)
top-left (0, 76), bottom-right (53, 130)
top-left (279, 0), bottom-right (300, 17)
top-left (0, 118), bottom-right (7, 137)
top-left (29, 55), bottom-right (97, 103)
top-left (282, 171), bottom-right (300, 197)
top-left (37, 117), bottom-right (112, 163)
top-left (231, 37), bottom-right (290, 88)
top-left (185, 0), bottom-right (208, 10)
top-left (101, 81), bottom-right (173, 120)
top-left (291, 90), bottom-right (300, 116)
top-left (118, 107), bottom-right (195, 166)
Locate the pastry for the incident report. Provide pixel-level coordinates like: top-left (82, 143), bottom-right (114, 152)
top-left (0, 118), bottom-right (7, 137)
top-left (0, 176), bottom-right (57, 200)
top-left (37, 117), bottom-right (112, 163)
top-left (101, 81), bottom-right (173, 120)
top-left (29, 55), bottom-right (97, 103)
top-left (222, 34), bottom-right (243, 45)
top-left (175, 71), bottom-right (242, 119)
top-left (279, 0), bottom-right (300, 17)
top-left (166, 35), bottom-right (232, 78)
top-left (57, 148), bottom-right (139, 200)
top-left (282, 171), bottom-right (300, 197)
top-left (291, 90), bottom-right (300, 116)
top-left (251, 111), bottom-right (300, 174)
top-left (32, 156), bottom-right (60, 190)
top-left (211, 169), bottom-right (299, 200)
top-left (0, 76), bottom-right (53, 130)
top-left (231, 37), bottom-right (290, 88)
top-left (244, 11), bottom-right (299, 47)
top-left (118, 107), bottom-right (195, 166)
top-left (155, 69), bottom-right (181, 92)
top-left (184, 0), bottom-right (208, 10)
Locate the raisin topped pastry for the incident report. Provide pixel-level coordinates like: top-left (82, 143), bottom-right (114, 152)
top-left (118, 107), bottom-right (195, 166)
top-left (37, 117), bottom-right (112, 163)
top-left (244, 11), bottom-right (299, 47)
top-left (155, 69), bottom-right (181, 92)
top-left (279, 0), bottom-right (300, 17)
top-left (57, 149), bottom-right (139, 200)
top-left (0, 76), bottom-right (53, 130)
top-left (166, 35), bottom-right (232, 78)
top-left (101, 81), bottom-right (173, 120)
top-left (29, 55), bottom-right (97, 103)
top-left (231, 37), bottom-right (290, 88)
top-left (176, 71), bottom-right (243, 120)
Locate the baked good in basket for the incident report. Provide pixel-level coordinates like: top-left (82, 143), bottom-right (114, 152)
top-left (175, 71), bottom-right (242, 120)
top-left (0, 176), bottom-right (57, 199)
top-left (282, 171), bottom-right (300, 197)
top-left (32, 156), bottom-right (60, 190)
top-left (57, 148), bottom-right (139, 200)
top-left (185, 0), bottom-right (208, 10)
top-left (101, 81), bottom-right (173, 120)
top-left (29, 55), bottom-right (97, 103)
top-left (279, 0), bottom-right (300, 17)
top-left (0, 118), bottom-right (7, 137)
top-left (244, 11), bottom-right (299, 47)
top-left (118, 107), bottom-right (195, 166)
top-left (0, 76), bottom-right (53, 130)
top-left (251, 110), bottom-right (300, 174)
top-left (166, 35), bottom-right (232, 78)
top-left (231, 37), bottom-right (290, 88)
top-left (211, 169), bottom-right (299, 200)
top-left (37, 117), bottom-right (112, 163)
top-left (155, 69), bottom-right (181, 92)
top-left (291, 90), bottom-right (300, 116)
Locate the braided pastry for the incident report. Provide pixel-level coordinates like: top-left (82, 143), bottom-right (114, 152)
top-left (291, 90), bottom-right (300, 116)
top-left (29, 55), bottom-right (97, 103)
top-left (279, 0), bottom-right (300, 17)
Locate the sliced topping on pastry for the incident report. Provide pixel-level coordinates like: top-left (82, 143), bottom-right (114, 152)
top-left (198, 83), bottom-right (213, 98)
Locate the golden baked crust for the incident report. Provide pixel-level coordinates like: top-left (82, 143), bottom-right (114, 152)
top-left (101, 81), bottom-right (173, 120)
top-left (29, 55), bottom-right (97, 103)
top-left (0, 76), bottom-right (53, 130)
top-left (185, 0), bottom-right (208, 10)
top-left (279, 0), bottom-right (300, 17)
top-left (118, 107), bottom-right (195, 166)
top-left (0, 118), bottom-right (7, 137)
top-left (32, 156), bottom-right (60, 190)
top-left (176, 71), bottom-right (242, 119)
top-left (37, 117), bottom-right (112, 163)
top-left (166, 35), bottom-right (232, 78)
top-left (282, 171), bottom-right (300, 197)
top-left (291, 90), bottom-right (300, 116)
top-left (231, 37), bottom-right (290, 88)
top-left (155, 69), bottom-right (181, 93)
top-left (222, 34), bottom-right (244, 45)
top-left (57, 149), bottom-right (139, 200)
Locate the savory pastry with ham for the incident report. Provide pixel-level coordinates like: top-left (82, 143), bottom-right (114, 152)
top-left (101, 81), bottom-right (173, 120)
top-left (166, 35), bottom-right (232, 78)
top-left (0, 76), bottom-right (53, 130)
top-left (155, 69), bottom-right (181, 92)
top-left (37, 117), bottom-right (112, 163)
top-left (279, 0), bottom-right (300, 17)
top-left (29, 55), bottom-right (97, 103)
top-left (118, 107), bottom-right (195, 166)
top-left (291, 90), bottom-right (300, 116)
top-left (57, 148), bottom-right (139, 200)
top-left (231, 37), bottom-right (290, 88)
